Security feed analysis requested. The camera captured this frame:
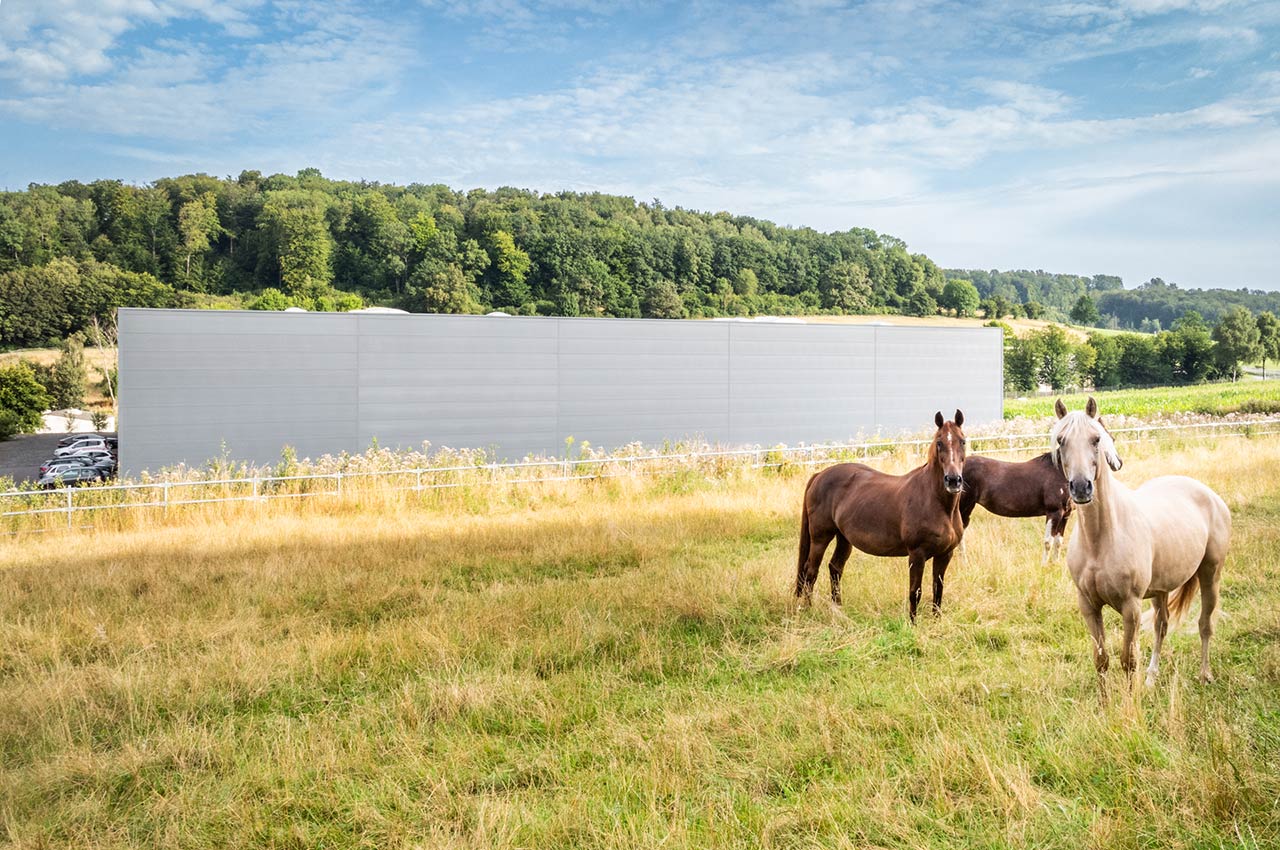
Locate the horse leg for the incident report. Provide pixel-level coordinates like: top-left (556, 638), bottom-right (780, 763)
top-left (1198, 558), bottom-right (1223, 684)
top-left (796, 530), bottom-right (834, 606)
top-left (1042, 517), bottom-right (1054, 564)
top-left (827, 535), bottom-right (851, 606)
top-left (1051, 512), bottom-right (1068, 561)
top-left (931, 550), bottom-right (953, 615)
top-left (1119, 598), bottom-right (1141, 677)
top-left (907, 551), bottom-right (926, 623)
top-left (1145, 592), bottom-right (1169, 687)
top-left (1078, 592), bottom-right (1108, 689)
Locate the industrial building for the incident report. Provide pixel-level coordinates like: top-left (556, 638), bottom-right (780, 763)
top-left (117, 308), bottom-right (1003, 474)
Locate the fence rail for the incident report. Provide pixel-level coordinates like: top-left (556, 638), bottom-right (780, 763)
top-left (5, 417), bottom-right (1280, 530)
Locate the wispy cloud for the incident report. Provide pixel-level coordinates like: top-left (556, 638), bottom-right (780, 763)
top-left (0, 0), bottom-right (1277, 287)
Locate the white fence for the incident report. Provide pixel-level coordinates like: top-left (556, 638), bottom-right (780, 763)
top-left (5, 417), bottom-right (1280, 531)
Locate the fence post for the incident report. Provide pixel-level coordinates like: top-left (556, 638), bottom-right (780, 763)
top-left (66, 487), bottom-right (73, 529)
top-left (335, 472), bottom-right (343, 498)
top-left (163, 482), bottom-right (170, 516)
top-left (253, 476), bottom-right (260, 501)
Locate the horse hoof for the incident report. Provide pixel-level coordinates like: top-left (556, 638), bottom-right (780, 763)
top-left (1144, 673), bottom-right (1157, 688)
top-left (1200, 671), bottom-right (1215, 684)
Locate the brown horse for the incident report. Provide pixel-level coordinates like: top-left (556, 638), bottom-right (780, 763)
top-left (959, 451), bottom-right (1072, 563)
top-left (796, 410), bottom-right (966, 621)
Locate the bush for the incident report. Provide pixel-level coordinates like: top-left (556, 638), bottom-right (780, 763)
top-left (0, 409), bottom-right (20, 441)
top-left (0, 362), bottom-right (51, 433)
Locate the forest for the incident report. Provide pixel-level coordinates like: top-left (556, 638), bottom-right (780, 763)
top-left (0, 169), bottom-right (955, 349)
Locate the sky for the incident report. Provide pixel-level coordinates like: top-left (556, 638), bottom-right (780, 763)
top-left (0, 0), bottom-right (1277, 290)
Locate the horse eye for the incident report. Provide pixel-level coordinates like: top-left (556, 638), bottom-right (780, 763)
top-left (1056, 435), bottom-right (1065, 445)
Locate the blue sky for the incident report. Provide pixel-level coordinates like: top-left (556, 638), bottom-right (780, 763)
top-left (1, 0), bottom-right (1277, 290)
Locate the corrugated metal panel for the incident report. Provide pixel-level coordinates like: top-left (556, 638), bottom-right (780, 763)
top-left (118, 309), bottom-right (1003, 474)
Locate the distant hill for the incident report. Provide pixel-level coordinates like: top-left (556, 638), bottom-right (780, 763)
top-left (944, 268), bottom-right (1280, 329)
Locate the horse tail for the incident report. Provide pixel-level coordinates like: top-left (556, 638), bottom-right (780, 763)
top-left (1144, 572), bottom-right (1201, 631)
top-left (796, 474), bottom-right (816, 593)
top-left (1166, 573), bottom-right (1201, 630)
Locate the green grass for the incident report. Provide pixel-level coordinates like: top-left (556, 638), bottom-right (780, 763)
top-left (2, 437), bottom-right (1279, 848)
top-left (1004, 379), bottom-right (1280, 419)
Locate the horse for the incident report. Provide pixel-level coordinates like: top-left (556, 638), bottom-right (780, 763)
top-left (959, 441), bottom-right (1072, 563)
top-left (796, 410), bottom-right (966, 621)
top-left (1053, 397), bottom-right (1230, 687)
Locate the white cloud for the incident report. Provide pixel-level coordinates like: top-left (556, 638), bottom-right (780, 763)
top-left (0, 2), bottom-right (412, 141)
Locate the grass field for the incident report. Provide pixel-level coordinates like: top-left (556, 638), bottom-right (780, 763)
top-left (1004, 380), bottom-right (1280, 420)
top-left (2, 434), bottom-right (1280, 848)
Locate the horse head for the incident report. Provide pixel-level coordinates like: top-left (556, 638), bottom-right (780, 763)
top-left (1051, 397), bottom-right (1122, 504)
top-left (931, 409), bottom-right (967, 495)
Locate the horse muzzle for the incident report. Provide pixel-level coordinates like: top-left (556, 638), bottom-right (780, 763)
top-left (943, 474), bottom-right (964, 494)
top-left (1069, 478), bottom-right (1094, 504)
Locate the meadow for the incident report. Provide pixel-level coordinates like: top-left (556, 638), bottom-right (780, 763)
top-left (1004, 379), bottom-right (1280, 420)
top-left (2, 432), bottom-right (1279, 848)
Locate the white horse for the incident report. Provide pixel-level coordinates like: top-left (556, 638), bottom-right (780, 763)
top-left (1052, 398), bottom-right (1230, 687)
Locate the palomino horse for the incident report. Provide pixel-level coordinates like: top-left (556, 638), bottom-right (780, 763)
top-left (960, 445), bottom-right (1072, 563)
top-left (797, 411), bottom-right (966, 621)
top-left (1053, 397), bottom-right (1230, 686)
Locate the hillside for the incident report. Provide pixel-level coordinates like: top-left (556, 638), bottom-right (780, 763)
top-left (0, 172), bottom-right (949, 349)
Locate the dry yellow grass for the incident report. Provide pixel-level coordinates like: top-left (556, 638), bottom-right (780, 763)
top-left (801, 313), bottom-right (1089, 341)
top-left (2, 434), bottom-right (1279, 848)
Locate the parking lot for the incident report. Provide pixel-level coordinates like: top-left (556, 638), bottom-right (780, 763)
top-left (0, 432), bottom-right (117, 486)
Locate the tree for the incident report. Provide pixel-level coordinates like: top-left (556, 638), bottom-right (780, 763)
top-left (1022, 300), bottom-right (1044, 320)
top-left (258, 191), bottom-right (333, 302)
top-left (1036, 326), bottom-right (1076, 392)
top-left (731, 268), bottom-right (758, 298)
top-left (0, 362), bottom-right (51, 433)
top-left (1087, 333), bottom-right (1123, 387)
top-left (904, 287), bottom-right (937, 317)
top-left (1005, 336), bottom-right (1040, 393)
top-left (410, 263), bottom-right (481, 314)
top-left (1165, 312), bottom-right (1215, 382)
top-left (1070, 294), bottom-right (1099, 326)
top-left (1212, 306), bottom-right (1262, 381)
top-left (486, 230), bottom-right (531, 307)
top-left (46, 334), bottom-right (87, 409)
top-left (177, 192), bottom-right (222, 283)
top-left (940, 279), bottom-right (980, 317)
top-left (641, 280), bottom-right (685, 319)
top-left (1256, 311), bottom-right (1280, 379)
top-left (982, 294), bottom-right (1012, 320)
top-left (821, 261), bottom-right (873, 312)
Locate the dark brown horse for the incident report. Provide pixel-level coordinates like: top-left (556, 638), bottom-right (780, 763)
top-left (796, 411), bottom-right (967, 621)
top-left (959, 451), bottom-right (1072, 562)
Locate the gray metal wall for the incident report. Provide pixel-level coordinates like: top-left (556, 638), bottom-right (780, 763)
top-left (118, 309), bottom-right (1002, 474)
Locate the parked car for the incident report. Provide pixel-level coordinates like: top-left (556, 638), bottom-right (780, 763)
top-left (38, 466), bottom-right (104, 489)
top-left (54, 438), bottom-right (110, 457)
top-left (56, 432), bottom-right (107, 449)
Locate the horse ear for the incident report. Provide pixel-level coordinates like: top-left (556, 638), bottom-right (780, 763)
top-left (954, 409), bottom-right (964, 428)
top-left (1097, 416), bottom-right (1123, 470)
top-left (935, 411), bottom-right (944, 429)
top-left (1054, 398), bottom-right (1067, 419)
top-left (1085, 396), bottom-right (1098, 418)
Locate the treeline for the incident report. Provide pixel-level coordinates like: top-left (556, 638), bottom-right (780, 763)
top-left (1001, 307), bottom-right (1280, 393)
top-left (0, 169), bottom-right (958, 348)
top-left (948, 268), bottom-right (1280, 330)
